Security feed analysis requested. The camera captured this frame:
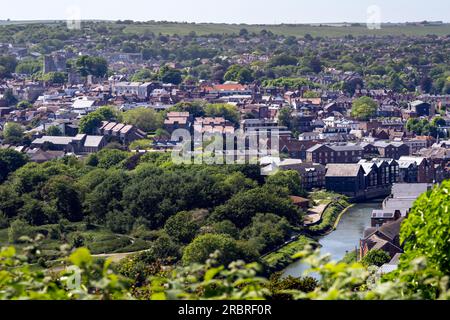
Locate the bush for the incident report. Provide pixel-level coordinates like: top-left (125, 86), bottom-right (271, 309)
top-left (8, 219), bottom-right (32, 243)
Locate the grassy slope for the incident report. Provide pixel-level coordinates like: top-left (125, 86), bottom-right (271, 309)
top-left (262, 236), bottom-right (317, 272)
top-left (123, 23), bottom-right (450, 37)
top-left (0, 223), bottom-right (153, 259)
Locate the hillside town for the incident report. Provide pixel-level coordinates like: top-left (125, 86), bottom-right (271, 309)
top-left (1, 19), bottom-right (450, 303)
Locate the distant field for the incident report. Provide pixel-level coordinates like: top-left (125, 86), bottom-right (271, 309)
top-left (123, 23), bottom-right (450, 37)
top-left (1, 20), bottom-right (450, 37)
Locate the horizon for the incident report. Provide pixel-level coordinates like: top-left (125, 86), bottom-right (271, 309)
top-left (1, 19), bottom-right (449, 25)
top-left (1, 0), bottom-right (449, 25)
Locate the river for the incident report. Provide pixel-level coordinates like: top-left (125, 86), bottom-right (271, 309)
top-left (283, 200), bottom-right (383, 278)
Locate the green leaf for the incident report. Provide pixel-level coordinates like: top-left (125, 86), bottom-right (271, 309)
top-left (69, 248), bottom-right (92, 267)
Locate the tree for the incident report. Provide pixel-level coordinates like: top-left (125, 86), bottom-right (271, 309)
top-left (351, 96), bottom-right (378, 121)
top-left (420, 76), bottom-right (433, 94)
top-left (8, 219), bottom-right (31, 243)
top-left (307, 57), bottom-right (323, 74)
top-left (204, 104), bottom-right (240, 126)
top-left (268, 54), bottom-right (298, 67)
top-left (16, 100), bottom-right (32, 110)
top-left (79, 106), bottom-right (119, 134)
top-left (2, 122), bottom-right (24, 145)
top-left (94, 149), bottom-right (129, 169)
top-left (79, 112), bottom-right (103, 134)
top-left (266, 170), bottom-right (303, 196)
top-left (182, 234), bottom-right (241, 265)
top-left (75, 55), bottom-right (108, 77)
top-left (123, 107), bottom-right (163, 132)
top-left (343, 78), bottom-right (364, 96)
top-left (278, 107), bottom-right (292, 128)
top-left (224, 65), bottom-right (254, 84)
top-left (241, 213), bottom-right (291, 253)
top-left (42, 72), bottom-right (67, 84)
top-left (361, 249), bottom-right (391, 267)
top-left (400, 180), bottom-right (450, 275)
top-left (0, 55), bottom-right (17, 76)
top-left (131, 69), bottom-right (153, 82)
top-left (211, 187), bottom-right (301, 228)
top-left (2, 89), bottom-right (17, 106)
top-left (41, 175), bottom-right (83, 222)
top-left (45, 126), bottom-right (62, 136)
top-left (159, 66), bottom-right (182, 85)
top-left (164, 211), bottom-right (200, 244)
top-left (170, 101), bottom-right (206, 118)
top-left (0, 149), bottom-right (28, 183)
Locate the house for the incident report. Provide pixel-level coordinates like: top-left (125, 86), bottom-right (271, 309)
top-left (26, 148), bottom-right (66, 163)
top-left (398, 156), bottom-right (435, 183)
top-left (373, 141), bottom-right (410, 160)
top-left (98, 121), bottom-right (146, 144)
top-left (164, 112), bottom-right (193, 134)
top-left (279, 137), bottom-right (317, 160)
top-left (306, 144), bottom-right (363, 165)
top-left (360, 218), bottom-right (404, 260)
top-left (111, 82), bottom-right (161, 100)
top-left (194, 117), bottom-right (235, 135)
top-left (325, 164), bottom-right (366, 198)
top-left (278, 160), bottom-right (326, 190)
top-left (290, 196), bottom-right (310, 210)
top-left (409, 100), bottom-right (432, 117)
top-left (31, 134), bottom-right (106, 154)
top-left (371, 210), bottom-right (402, 228)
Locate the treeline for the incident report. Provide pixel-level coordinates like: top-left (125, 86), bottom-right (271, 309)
top-left (0, 148), bottom-right (306, 268)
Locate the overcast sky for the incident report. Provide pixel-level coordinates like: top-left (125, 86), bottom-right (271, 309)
top-left (1, 0), bottom-right (449, 24)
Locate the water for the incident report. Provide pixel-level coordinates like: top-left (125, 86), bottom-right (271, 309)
top-left (283, 201), bottom-right (382, 278)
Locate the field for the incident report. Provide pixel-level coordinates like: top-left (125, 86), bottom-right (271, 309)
top-left (122, 22), bottom-right (450, 37)
top-left (1, 20), bottom-right (450, 37)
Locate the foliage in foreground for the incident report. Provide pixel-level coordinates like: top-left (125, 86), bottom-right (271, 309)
top-left (1, 240), bottom-right (449, 300)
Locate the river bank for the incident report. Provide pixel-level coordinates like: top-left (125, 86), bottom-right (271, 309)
top-left (261, 195), bottom-right (352, 273)
top-left (262, 236), bottom-right (318, 272)
top-left (283, 200), bottom-right (383, 278)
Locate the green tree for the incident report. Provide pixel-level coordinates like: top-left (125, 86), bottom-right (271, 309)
top-left (75, 55), bottom-right (108, 77)
top-left (8, 219), bottom-right (31, 243)
top-left (3, 122), bottom-right (24, 145)
top-left (182, 233), bottom-right (241, 265)
top-left (361, 249), bottom-right (390, 267)
top-left (211, 187), bottom-right (301, 228)
top-left (16, 100), bottom-right (32, 110)
top-left (266, 170), bottom-right (303, 196)
top-left (224, 65), bottom-right (253, 84)
top-left (241, 213), bottom-right (291, 253)
top-left (351, 96), bottom-right (378, 121)
top-left (45, 126), bottom-right (63, 136)
top-left (41, 175), bottom-right (83, 222)
top-left (204, 104), bottom-right (240, 126)
top-left (159, 66), bottom-right (182, 85)
top-left (0, 149), bottom-right (28, 183)
top-left (79, 112), bottom-right (103, 134)
top-left (164, 211), bottom-right (200, 244)
top-left (400, 181), bottom-right (450, 275)
top-left (123, 107), bottom-right (163, 132)
top-left (42, 72), bottom-right (67, 84)
top-left (131, 68), bottom-right (153, 82)
top-left (2, 89), bottom-right (17, 106)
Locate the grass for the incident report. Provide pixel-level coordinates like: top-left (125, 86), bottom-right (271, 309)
top-left (123, 22), bottom-right (450, 37)
top-left (262, 236), bottom-right (317, 272)
top-left (0, 223), bottom-right (153, 258)
top-left (308, 199), bottom-right (351, 235)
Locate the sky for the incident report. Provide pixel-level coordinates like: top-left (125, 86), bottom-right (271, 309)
top-left (1, 0), bottom-right (449, 24)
